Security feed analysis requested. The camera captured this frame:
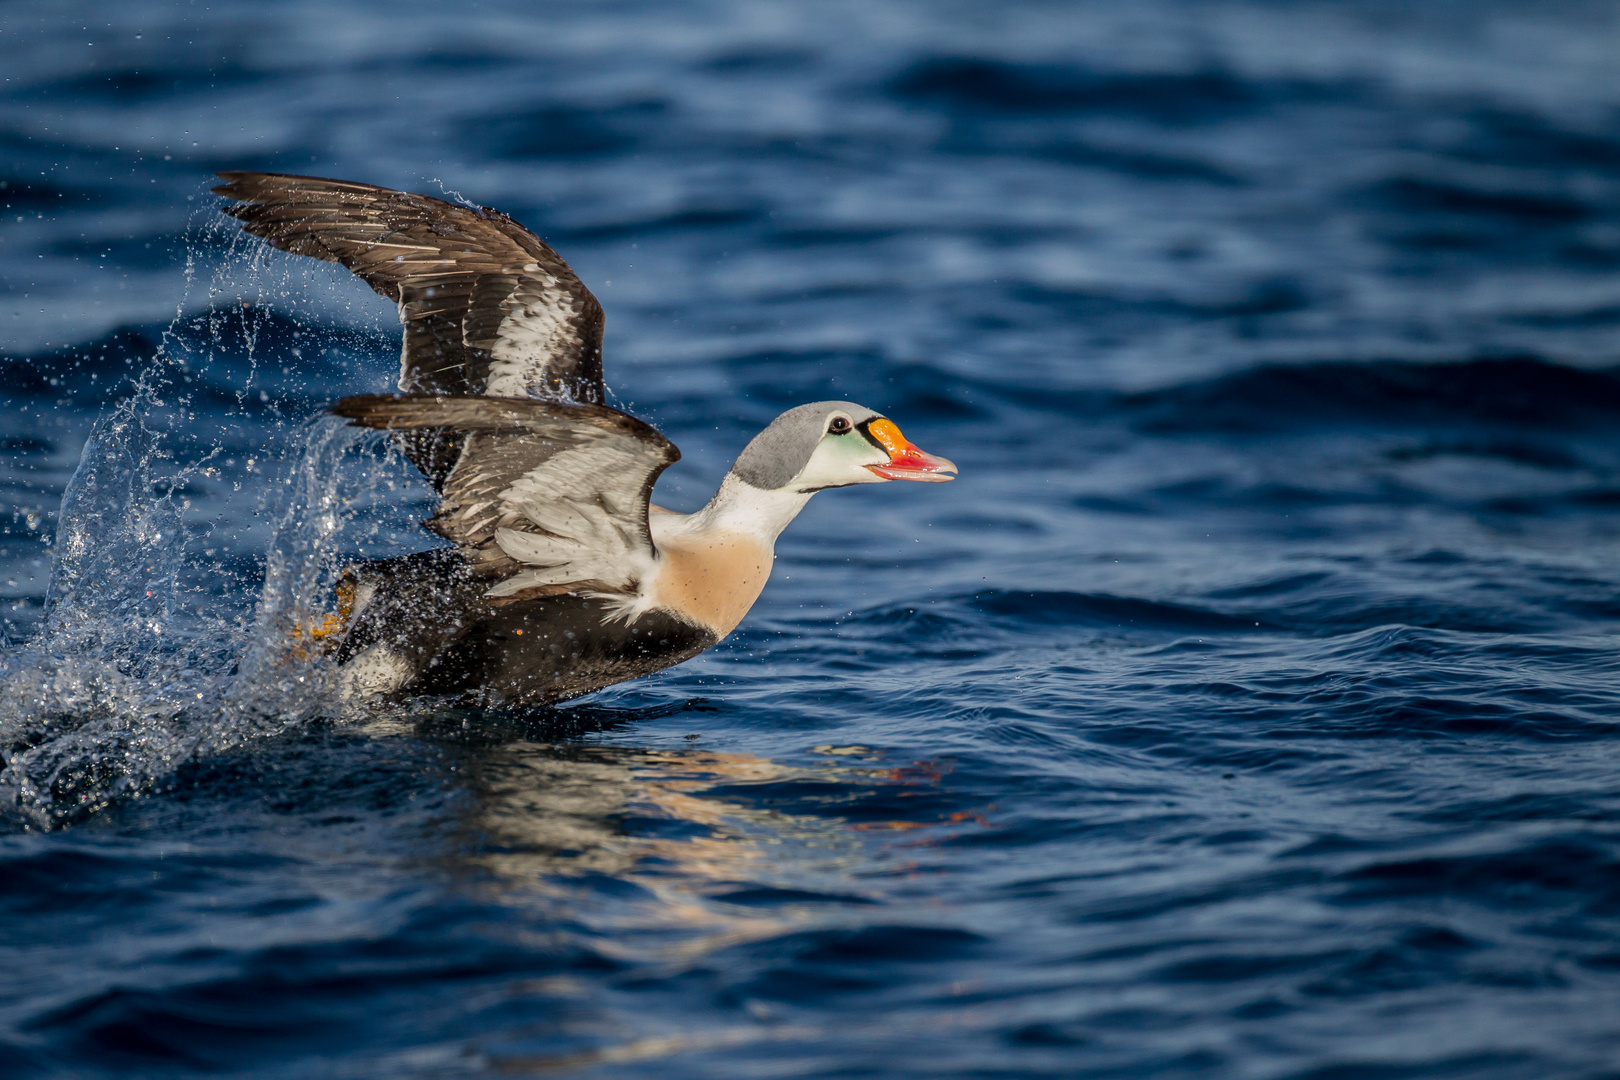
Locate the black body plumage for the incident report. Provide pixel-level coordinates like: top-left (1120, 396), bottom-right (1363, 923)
top-left (335, 551), bottom-right (715, 707)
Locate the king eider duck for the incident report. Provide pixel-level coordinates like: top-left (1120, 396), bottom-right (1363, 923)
top-left (213, 172), bottom-right (956, 707)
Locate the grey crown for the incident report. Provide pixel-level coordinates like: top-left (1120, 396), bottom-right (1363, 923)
top-left (729, 401), bottom-right (880, 491)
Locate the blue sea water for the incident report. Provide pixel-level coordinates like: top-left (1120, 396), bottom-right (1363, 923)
top-left (4, 1), bottom-right (1620, 1076)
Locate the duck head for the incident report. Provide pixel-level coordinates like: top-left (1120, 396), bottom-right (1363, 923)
top-left (731, 401), bottom-right (957, 494)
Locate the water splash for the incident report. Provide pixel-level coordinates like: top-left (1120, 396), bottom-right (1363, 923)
top-left (0, 389), bottom-right (425, 827)
top-left (0, 222), bottom-right (415, 829)
top-left (229, 414), bottom-right (384, 706)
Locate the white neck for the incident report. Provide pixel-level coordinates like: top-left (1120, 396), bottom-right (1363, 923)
top-left (684, 473), bottom-right (813, 546)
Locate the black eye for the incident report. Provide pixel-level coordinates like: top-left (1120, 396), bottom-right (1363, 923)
top-left (828, 416), bottom-right (851, 434)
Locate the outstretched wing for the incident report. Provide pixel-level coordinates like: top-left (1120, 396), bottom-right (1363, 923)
top-left (331, 395), bottom-right (679, 601)
top-left (213, 172), bottom-right (605, 405)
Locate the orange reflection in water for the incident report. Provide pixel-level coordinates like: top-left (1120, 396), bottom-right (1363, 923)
top-left (418, 736), bottom-right (994, 1072)
top-left (438, 739), bottom-right (989, 963)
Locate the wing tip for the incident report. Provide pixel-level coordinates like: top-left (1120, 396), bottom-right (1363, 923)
top-left (211, 171), bottom-right (252, 200)
top-left (212, 170), bottom-right (290, 200)
top-left (329, 393), bottom-right (411, 428)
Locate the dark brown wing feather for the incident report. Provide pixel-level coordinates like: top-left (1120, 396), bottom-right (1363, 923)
top-left (213, 173), bottom-right (605, 407)
top-left (331, 395), bottom-right (678, 590)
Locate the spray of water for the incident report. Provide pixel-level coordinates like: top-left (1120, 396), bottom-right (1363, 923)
top-left (0, 204), bottom-right (421, 829)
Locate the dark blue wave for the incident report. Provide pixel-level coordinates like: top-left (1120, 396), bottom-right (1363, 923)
top-left (1125, 357), bottom-right (1620, 433)
top-left (888, 57), bottom-right (1324, 122)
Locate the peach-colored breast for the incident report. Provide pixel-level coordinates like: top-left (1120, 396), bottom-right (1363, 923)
top-left (651, 532), bottom-right (774, 639)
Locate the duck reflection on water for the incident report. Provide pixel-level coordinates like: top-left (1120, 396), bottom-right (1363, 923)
top-left (403, 712), bottom-right (974, 965)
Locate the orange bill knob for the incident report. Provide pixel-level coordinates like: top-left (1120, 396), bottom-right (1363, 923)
top-left (864, 418), bottom-right (958, 482)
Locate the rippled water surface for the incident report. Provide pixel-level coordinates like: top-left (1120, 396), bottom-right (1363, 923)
top-left (5, 2), bottom-right (1620, 1076)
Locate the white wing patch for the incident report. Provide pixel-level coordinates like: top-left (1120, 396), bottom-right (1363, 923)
top-left (484, 439), bottom-right (657, 598)
top-left (487, 264), bottom-right (585, 398)
top-left (329, 394), bottom-right (677, 619)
